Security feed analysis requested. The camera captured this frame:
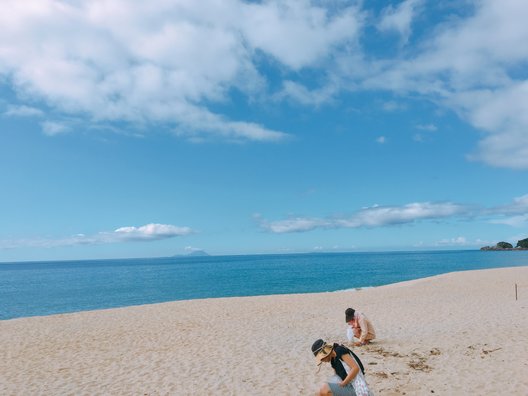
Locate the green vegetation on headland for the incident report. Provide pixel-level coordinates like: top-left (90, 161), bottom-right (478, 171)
top-left (481, 238), bottom-right (528, 251)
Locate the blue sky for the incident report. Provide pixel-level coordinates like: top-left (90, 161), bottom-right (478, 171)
top-left (1, 0), bottom-right (528, 262)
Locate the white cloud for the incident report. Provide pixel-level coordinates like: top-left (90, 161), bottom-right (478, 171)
top-left (382, 100), bottom-right (406, 112)
top-left (263, 0), bottom-right (528, 169)
top-left (378, 0), bottom-right (423, 43)
top-left (0, 0), bottom-right (363, 142)
top-left (260, 193), bottom-right (528, 234)
top-left (112, 223), bottom-right (192, 241)
top-left (435, 236), bottom-right (470, 246)
top-left (376, 136), bottom-right (386, 144)
top-left (339, 202), bottom-right (466, 227)
top-left (454, 83), bottom-right (528, 169)
top-left (366, 0), bottom-right (528, 168)
top-left (486, 194), bottom-right (528, 226)
top-left (184, 246), bottom-right (203, 253)
top-left (434, 236), bottom-right (508, 248)
top-left (262, 217), bottom-right (330, 233)
top-left (487, 194), bottom-right (528, 215)
top-left (261, 201), bottom-right (467, 233)
top-left (490, 215), bottom-right (528, 227)
top-left (277, 80), bottom-right (338, 107)
top-left (41, 121), bottom-right (70, 136)
top-left (413, 124), bottom-right (436, 143)
top-left (4, 105), bottom-right (44, 117)
top-left (0, 223), bottom-right (193, 249)
top-left (241, 1), bottom-right (363, 70)
top-left (3, 1), bottom-right (528, 167)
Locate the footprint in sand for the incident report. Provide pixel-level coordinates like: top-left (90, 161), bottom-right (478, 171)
top-left (429, 347), bottom-right (441, 356)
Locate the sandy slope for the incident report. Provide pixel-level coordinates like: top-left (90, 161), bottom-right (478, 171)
top-left (1, 266), bottom-right (527, 395)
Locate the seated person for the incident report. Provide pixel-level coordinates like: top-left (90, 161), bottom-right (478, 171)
top-left (345, 307), bottom-right (376, 346)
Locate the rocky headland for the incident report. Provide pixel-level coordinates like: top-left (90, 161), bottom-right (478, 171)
top-left (481, 238), bottom-right (528, 251)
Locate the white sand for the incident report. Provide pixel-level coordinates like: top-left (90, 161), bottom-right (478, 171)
top-left (1, 266), bottom-right (527, 395)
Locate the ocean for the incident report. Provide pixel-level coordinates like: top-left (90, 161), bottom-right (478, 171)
top-left (1, 250), bottom-right (527, 320)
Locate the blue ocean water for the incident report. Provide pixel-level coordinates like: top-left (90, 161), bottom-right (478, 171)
top-left (1, 250), bottom-right (527, 320)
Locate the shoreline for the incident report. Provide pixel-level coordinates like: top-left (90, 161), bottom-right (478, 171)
top-left (1, 266), bottom-right (527, 394)
top-left (3, 265), bottom-right (527, 322)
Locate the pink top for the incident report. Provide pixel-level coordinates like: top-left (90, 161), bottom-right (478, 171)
top-left (349, 311), bottom-right (376, 343)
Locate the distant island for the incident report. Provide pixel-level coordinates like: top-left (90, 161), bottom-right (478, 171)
top-left (187, 250), bottom-right (210, 257)
top-left (173, 249), bottom-right (210, 257)
top-left (481, 238), bottom-right (528, 251)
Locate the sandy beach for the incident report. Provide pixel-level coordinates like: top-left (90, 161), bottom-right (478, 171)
top-left (1, 266), bottom-right (527, 395)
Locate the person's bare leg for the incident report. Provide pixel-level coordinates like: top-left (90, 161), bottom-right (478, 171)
top-left (318, 383), bottom-right (332, 396)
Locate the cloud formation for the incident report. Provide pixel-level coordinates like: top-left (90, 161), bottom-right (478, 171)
top-left (260, 194), bottom-right (528, 234)
top-left (489, 194), bottom-right (528, 215)
top-left (4, 105), bottom-right (44, 117)
top-left (41, 121), bottom-right (70, 136)
top-left (362, 0), bottom-right (528, 168)
top-left (377, 0), bottom-right (423, 43)
top-left (486, 194), bottom-right (528, 227)
top-left (0, 0), bottom-right (362, 142)
top-left (1, 1), bottom-right (528, 167)
top-left (261, 202), bottom-right (467, 233)
top-left (112, 223), bottom-right (192, 241)
top-left (0, 223), bottom-right (193, 249)
top-left (435, 236), bottom-right (468, 246)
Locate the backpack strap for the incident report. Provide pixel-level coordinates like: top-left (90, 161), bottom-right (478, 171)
top-left (349, 350), bottom-right (365, 375)
top-left (338, 344), bottom-right (366, 375)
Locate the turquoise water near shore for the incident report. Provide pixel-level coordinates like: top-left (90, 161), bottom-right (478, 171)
top-left (1, 250), bottom-right (527, 320)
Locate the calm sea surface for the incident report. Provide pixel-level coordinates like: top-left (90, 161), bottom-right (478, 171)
top-left (1, 250), bottom-right (527, 320)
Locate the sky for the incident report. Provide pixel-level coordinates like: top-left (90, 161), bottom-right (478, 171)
top-left (1, 0), bottom-right (528, 262)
